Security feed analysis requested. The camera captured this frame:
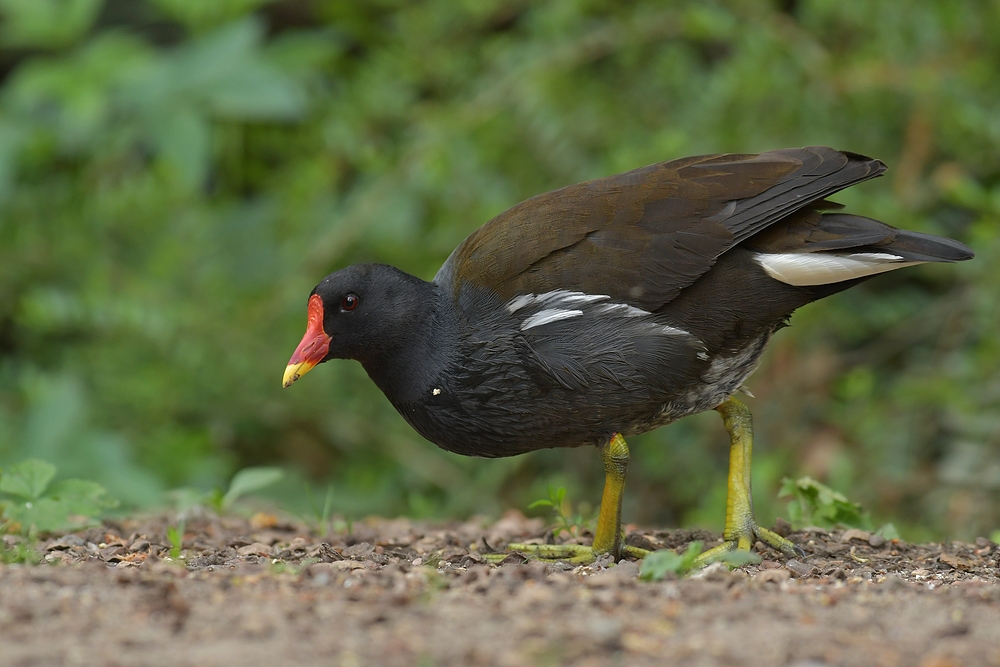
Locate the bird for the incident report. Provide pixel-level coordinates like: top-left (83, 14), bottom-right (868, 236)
top-left (282, 146), bottom-right (973, 564)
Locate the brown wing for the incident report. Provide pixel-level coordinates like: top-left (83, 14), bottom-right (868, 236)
top-left (438, 146), bottom-right (886, 311)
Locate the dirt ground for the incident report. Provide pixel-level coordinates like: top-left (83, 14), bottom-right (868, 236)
top-left (2, 512), bottom-right (999, 667)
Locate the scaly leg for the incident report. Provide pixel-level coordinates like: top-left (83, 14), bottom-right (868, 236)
top-left (507, 434), bottom-right (649, 562)
top-left (696, 397), bottom-right (801, 564)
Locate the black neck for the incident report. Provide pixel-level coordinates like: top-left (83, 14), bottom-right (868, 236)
top-left (359, 281), bottom-right (456, 406)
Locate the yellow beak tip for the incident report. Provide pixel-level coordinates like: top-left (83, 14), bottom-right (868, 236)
top-left (283, 361), bottom-right (316, 388)
top-left (282, 365), bottom-right (302, 388)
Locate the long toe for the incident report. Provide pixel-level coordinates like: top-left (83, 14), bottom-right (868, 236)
top-left (501, 543), bottom-right (604, 564)
top-left (695, 523), bottom-right (802, 566)
top-left (498, 541), bottom-right (651, 565)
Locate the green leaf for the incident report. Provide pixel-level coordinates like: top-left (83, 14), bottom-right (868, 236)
top-left (150, 105), bottom-right (211, 191)
top-left (3, 476), bottom-right (117, 533)
top-left (779, 476), bottom-right (872, 531)
top-left (167, 520), bottom-right (185, 560)
top-left (714, 549), bottom-right (762, 568)
top-left (0, 459), bottom-right (56, 500)
top-left (639, 542), bottom-right (703, 581)
top-left (0, 0), bottom-right (103, 48)
top-left (220, 466), bottom-right (284, 511)
top-left (47, 479), bottom-right (119, 515)
top-left (6, 497), bottom-right (78, 532)
top-left (151, 0), bottom-right (276, 31)
top-left (876, 523), bottom-right (900, 541)
top-left (173, 18), bottom-right (308, 120)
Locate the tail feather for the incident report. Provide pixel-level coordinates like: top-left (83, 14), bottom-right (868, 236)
top-left (748, 212), bottom-right (973, 287)
top-left (868, 227), bottom-right (974, 263)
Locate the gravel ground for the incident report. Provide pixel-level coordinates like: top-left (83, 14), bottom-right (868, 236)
top-left (2, 512), bottom-right (999, 667)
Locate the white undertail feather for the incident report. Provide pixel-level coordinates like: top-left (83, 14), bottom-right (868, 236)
top-left (754, 252), bottom-right (923, 286)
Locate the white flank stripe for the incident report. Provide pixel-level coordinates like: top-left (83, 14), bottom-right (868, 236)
top-left (505, 290), bottom-right (610, 313)
top-left (506, 294), bottom-right (535, 313)
top-left (596, 303), bottom-right (650, 317)
top-left (545, 292), bottom-right (610, 305)
top-left (521, 308), bottom-right (584, 330)
top-left (755, 252), bottom-right (922, 286)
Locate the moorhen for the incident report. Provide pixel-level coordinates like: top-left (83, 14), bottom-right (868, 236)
top-left (283, 147), bottom-right (972, 563)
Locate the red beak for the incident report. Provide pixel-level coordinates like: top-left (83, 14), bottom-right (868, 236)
top-left (282, 294), bottom-right (331, 387)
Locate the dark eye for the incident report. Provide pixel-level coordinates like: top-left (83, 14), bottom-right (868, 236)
top-left (341, 294), bottom-right (359, 311)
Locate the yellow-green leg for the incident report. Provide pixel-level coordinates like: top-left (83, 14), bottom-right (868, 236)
top-left (507, 434), bottom-right (650, 563)
top-left (696, 397), bottom-right (801, 565)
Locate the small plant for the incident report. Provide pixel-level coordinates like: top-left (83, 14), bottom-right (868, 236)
top-left (303, 482), bottom-right (337, 538)
top-left (639, 542), bottom-right (703, 580)
top-left (639, 542), bottom-right (761, 580)
top-left (1, 534), bottom-right (43, 565)
top-left (528, 486), bottom-right (594, 539)
top-left (0, 459), bottom-right (118, 535)
top-left (779, 476), bottom-right (873, 531)
top-left (166, 520), bottom-right (186, 560)
top-left (168, 466), bottom-right (285, 514)
top-left (714, 549), bottom-right (763, 568)
top-left (217, 467), bottom-right (285, 513)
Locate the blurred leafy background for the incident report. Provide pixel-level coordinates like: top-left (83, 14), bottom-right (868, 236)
top-left (0, 0), bottom-right (997, 541)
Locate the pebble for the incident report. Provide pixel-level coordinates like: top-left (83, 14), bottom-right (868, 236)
top-left (784, 559), bottom-right (816, 578)
top-left (840, 528), bottom-right (871, 543)
top-left (756, 569), bottom-right (791, 584)
top-left (236, 543), bottom-right (273, 557)
top-left (129, 539), bottom-right (150, 553)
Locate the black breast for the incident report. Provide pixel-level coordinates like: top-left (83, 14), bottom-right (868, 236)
top-left (395, 249), bottom-right (829, 458)
top-left (394, 283), bottom-right (715, 457)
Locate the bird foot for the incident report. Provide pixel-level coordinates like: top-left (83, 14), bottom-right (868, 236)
top-left (695, 523), bottom-right (803, 565)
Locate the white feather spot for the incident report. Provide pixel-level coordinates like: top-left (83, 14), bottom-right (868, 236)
top-left (521, 308), bottom-right (584, 330)
top-left (697, 351), bottom-right (710, 361)
top-left (432, 388), bottom-right (441, 396)
top-left (755, 252), bottom-right (922, 286)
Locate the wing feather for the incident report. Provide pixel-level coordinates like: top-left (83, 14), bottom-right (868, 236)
top-left (436, 147), bottom-right (886, 312)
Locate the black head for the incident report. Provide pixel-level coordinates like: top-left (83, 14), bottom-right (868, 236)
top-left (282, 264), bottom-right (434, 387)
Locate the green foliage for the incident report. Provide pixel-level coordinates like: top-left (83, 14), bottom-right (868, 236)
top-left (0, 0), bottom-right (997, 539)
top-left (639, 542), bottom-right (703, 580)
top-left (166, 520), bottom-right (185, 560)
top-left (780, 476), bottom-right (872, 531)
top-left (219, 466), bottom-right (284, 512)
top-left (0, 459), bottom-right (117, 534)
top-left (169, 466), bottom-right (285, 513)
top-left (715, 549), bottom-right (763, 569)
top-left (528, 486), bottom-right (594, 539)
top-left (640, 543), bottom-right (761, 580)
top-left (0, 0), bottom-right (102, 48)
top-left (301, 482), bottom-right (340, 538)
top-left (0, 535), bottom-right (42, 565)
top-left (877, 523), bottom-right (900, 541)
